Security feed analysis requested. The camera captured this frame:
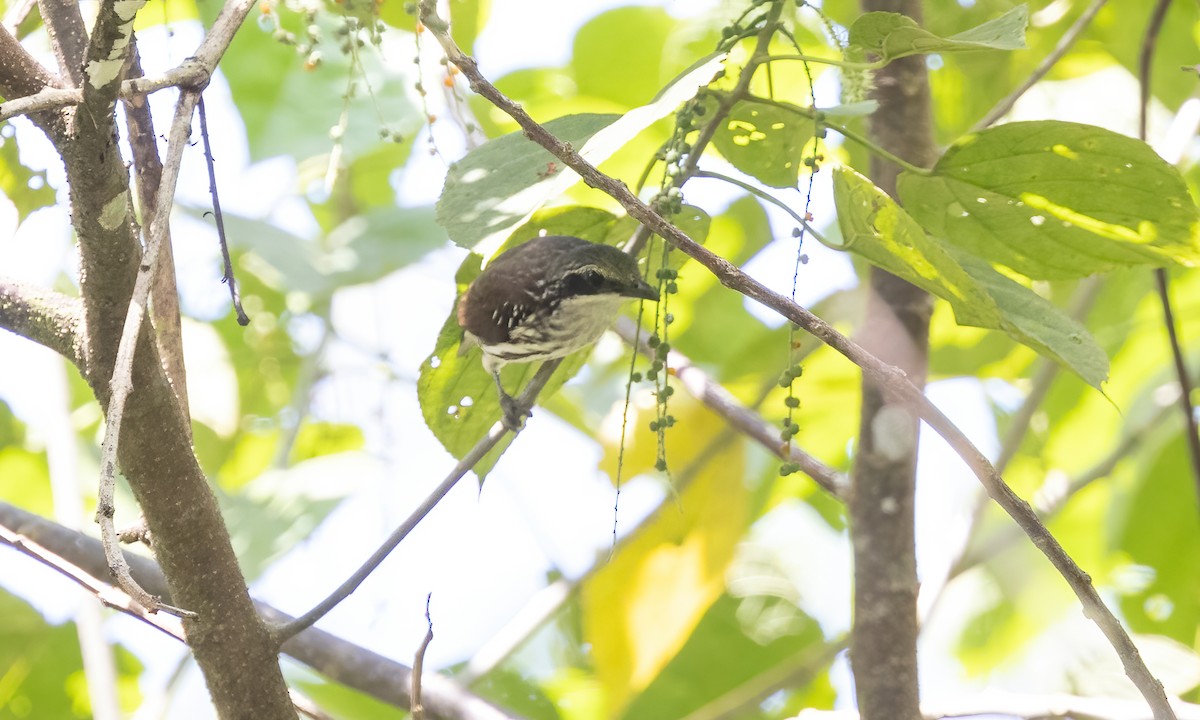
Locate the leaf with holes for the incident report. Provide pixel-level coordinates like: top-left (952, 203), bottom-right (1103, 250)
top-left (849, 5), bottom-right (1027, 62)
top-left (899, 121), bottom-right (1200, 279)
top-left (834, 167), bottom-right (1107, 388)
top-left (712, 100), bottom-right (816, 189)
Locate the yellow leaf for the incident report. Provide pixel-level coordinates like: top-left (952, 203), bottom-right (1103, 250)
top-left (585, 396), bottom-right (747, 714)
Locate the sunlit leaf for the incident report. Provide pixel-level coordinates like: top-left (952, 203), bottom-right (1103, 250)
top-left (712, 100), bottom-right (817, 188)
top-left (588, 397), bottom-right (747, 713)
top-left (437, 52), bottom-right (726, 257)
top-left (834, 166), bottom-right (1108, 387)
top-left (898, 121), bottom-right (1200, 279)
top-left (0, 134), bottom-right (55, 221)
top-left (572, 6), bottom-right (676, 107)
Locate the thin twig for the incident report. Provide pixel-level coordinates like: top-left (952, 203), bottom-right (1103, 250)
top-left (124, 42), bottom-right (191, 426)
top-left (416, 3), bottom-right (1177, 715)
top-left (614, 317), bottom-right (846, 497)
top-left (412, 593), bottom-right (434, 720)
top-left (0, 515), bottom-right (187, 638)
top-left (197, 95), bottom-right (250, 326)
top-left (1140, 0), bottom-right (1200, 508)
top-left (95, 90), bottom-right (203, 619)
top-left (0, 60), bottom-right (209, 122)
top-left (694, 169), bottom-right (833, 246)
top-left (271, 360), bottom-right (563, 645)
top-left (952, 400), bottom-right (1177, 576)
top-left (1, 0), bottom-right (37, 34)
top-left (973, 0), bottom-right (1109, 131)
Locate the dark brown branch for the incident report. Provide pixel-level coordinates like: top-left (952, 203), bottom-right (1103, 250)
top-left (415, 2), bottom-right (1177, 716)
top-left (0, 280), bottom-right (84, 366)
top-left (850, 0), bottom-right (936, 713)
top-left (0, 25), bottom-right (59, 98)
top-left (0, 502), bottom-right (520, 720)
top-left (36, 0), bottom-right (87, 87)
top-left (1140, 0), bottom-right (1200, 509)
top-left (197, 95), bottom-right (250, 325)
top-left (123, 42), bottom-right (190, 426)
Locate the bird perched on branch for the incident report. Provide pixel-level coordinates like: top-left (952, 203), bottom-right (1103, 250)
top-left (457, 235), bottom-right (659, 430)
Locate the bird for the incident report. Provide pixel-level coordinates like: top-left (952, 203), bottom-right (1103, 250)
top-left (457, 234), bottom-right (659, 430)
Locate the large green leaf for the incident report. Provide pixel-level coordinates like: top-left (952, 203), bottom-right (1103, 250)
top-left (712, 101), bottom-right (816, 189)
top-left (437, 52), bottom-right (726, 257)
top-left (220, 205), bottom-right (444, 300)
top-left (0, 589), bottom-right (143, 718)
top-left (418, 286), bottom-right (591, 481)
top-left (849, 5), bottom-right (1027, 63)
top-left (898, 121), bottom-right (1200, 279)
top-left (834, 166), bottom-right (1108, 387)
top-left (572, 6), bottom-right (676, 108)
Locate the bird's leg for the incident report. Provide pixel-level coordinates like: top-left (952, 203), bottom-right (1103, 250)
top-left (493, 370), bottom-right (531, 431)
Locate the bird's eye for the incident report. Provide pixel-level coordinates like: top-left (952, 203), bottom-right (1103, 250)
top-left (565, 268), bottom-right (605, 296)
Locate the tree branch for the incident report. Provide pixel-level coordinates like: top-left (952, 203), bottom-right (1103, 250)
top-left (0, 60), bottom-right (208, 121)
top-left (272, 360), bottom-right (563, 645)
top-left (0, 25), bottom-right (59, 98)
top-left (614, 316), bottom-right (847, 498)
top-left (415, 3), bottom-right (1178, 716)
top-left (123, 42), bottom-right (190, 426)
top-left (0, 280), bottom-right (84, 367)
top-left (973, 0), bottom-right (1109, 130)
top-left (37, 0), bottom-right (87, 87)
top-left (0, 502), bottom-right (521, 720)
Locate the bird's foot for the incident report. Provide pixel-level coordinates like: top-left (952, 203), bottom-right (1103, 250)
top-left (499, 393), bottom-right (532, 432)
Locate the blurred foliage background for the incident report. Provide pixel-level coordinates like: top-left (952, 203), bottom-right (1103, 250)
top-left (2, 0), bottom-right (1200, 718)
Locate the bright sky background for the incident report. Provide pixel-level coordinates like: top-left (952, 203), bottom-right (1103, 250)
top-left (0, 0), bottom-right (1176, 717)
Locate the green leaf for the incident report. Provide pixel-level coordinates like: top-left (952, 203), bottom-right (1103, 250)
top-left (712, 100), bottom-right (816, 188)
top-left (849, 5), bottom-right (1027, 62)
top-left (585, 429), bottom-right (747, 714)
top-left (437, 53), bottom-right (726, 256)
top-left (222, 205), bottom-right (444, 300)
top-left (437, 114), bottom-right (617, 254)
top-left (221, 14), bottom-right (420, 164)
top-left (0, 132), bottom-right (55, 221)
top-left (221, 452), bottom-right (366, 580)
top-left (417, 290), bottom-right (591, 481)
top-left (899, 121), bottom-right (1200, 279)
top-left (834, 166), bottom-right (1108, 387)
top-left (0, 588), bottom-right (143, 718)
top-left (571, 6), bottom-right (676, 107)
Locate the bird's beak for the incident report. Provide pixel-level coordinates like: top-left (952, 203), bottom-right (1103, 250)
top-left (623, 280), bottom-right (660, 302)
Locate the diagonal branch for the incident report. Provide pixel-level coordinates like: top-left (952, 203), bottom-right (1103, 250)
top-left (614, 316), bottom-right (847, 498)
top-left (37, 0), bottom-right (87, 87)
top-left (415, 3), bottom-right (1177, 717)
top-left (0, 25), bottom-right (59, 98)
top-left (272, 360), bottom-right (563, 645)
top-left (0, 280), bottom-right (84, 367)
